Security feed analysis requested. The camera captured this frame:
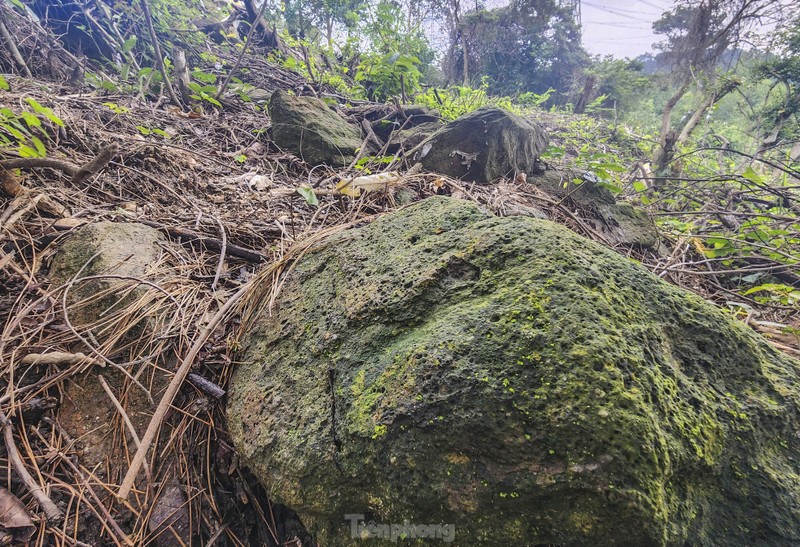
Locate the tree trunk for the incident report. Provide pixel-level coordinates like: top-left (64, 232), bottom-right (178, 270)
top-left (653, 81), bottom-right (690, 176)
top-left (461, 32), bottom-right (469, 86)
top-left (573, 74), bottom-right (597, 114)
top-left (677, 78), bottom-right (740, 145)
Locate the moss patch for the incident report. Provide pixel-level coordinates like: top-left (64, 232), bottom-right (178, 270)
top-left (228, 197), bottom-right (800, 545)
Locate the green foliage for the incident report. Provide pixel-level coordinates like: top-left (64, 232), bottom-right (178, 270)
top-left (355, 52), bottom-right (421, 101)
top-left (0, 100), bottom-right (64, 158)
top-left (583, 57), bottom-right (653, 118)
top-left (417, 82), bottom-right (552, 121)
top-left (454, 0), bottom-right (588, 98)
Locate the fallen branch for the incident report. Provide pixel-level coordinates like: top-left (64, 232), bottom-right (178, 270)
top-left (0, 145), bottom-right (118, 187)
top-left (0, 410), bottom-right (63, 523)
top-left (0, 157), bottom-right (79, 176)
top-left (187, 372), bottom-right (226, 399)
top-left (20, 351), bottom-right (102, 367)
top-left (0, 19), bottom-right (32, 77)
top-left (71, 144), bottom-right (118, 185)
top-left (138, 220), bottom-right (267, 263)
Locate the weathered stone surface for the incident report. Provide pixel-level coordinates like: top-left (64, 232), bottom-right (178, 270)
top-left (228, 197), bottom-right (800, 545)
top-left (49, 221), bottom-right (163, 326)
top-left (532, 169), bottom-right (660, 249)
top-left (269, 89), bottom-right (365, 166)
top-left (48, 222), bottom-right (170, 480)
top-left (414, 107), bottom-right (548, 183)
top-left (386, 121), bottom-right (441, 154)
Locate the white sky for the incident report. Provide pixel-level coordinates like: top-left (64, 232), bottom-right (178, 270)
top-left (580, 0), bottom-right (672, 58)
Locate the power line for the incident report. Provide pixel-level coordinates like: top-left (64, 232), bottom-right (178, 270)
top-left (582, 0), bottom-right (654, 23)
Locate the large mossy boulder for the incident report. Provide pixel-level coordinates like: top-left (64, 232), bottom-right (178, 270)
top-left (228, 197), bottom-right (800, 545)
top-left (415, 106), bottom-right (548, 183)
top-left (269, 89), bottom-right (365, 166)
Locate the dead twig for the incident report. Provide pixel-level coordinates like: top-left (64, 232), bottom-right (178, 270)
top-left (214, 0), bottom-right (269, 101)
top-left (140, 0), bottom-right (184, 110)
top-left (0, 19), bottom-right (32, 77)
top-left (0, 409), bottom-right (63, 523)
top-left (117, 281), bottom-right (253, 500)
top-left (138, 220), bottom-right (266, 263)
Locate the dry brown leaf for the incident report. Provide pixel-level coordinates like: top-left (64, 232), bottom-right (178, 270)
top-left (0, 486), bottom-right (35, 543)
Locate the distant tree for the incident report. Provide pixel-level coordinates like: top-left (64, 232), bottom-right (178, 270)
top-left (651, 0), bottom-right (783, 177)
top-left (753, 14), bottom-right (800, 154)
top-left (283, 0), bottom-right (364, 42)
top-left (445, 0), bottom-right (588, 97)
top-left (575, 57), bottom-right (652, 116)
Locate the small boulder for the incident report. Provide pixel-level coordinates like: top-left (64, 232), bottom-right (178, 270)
top-left (415, 107), bottom-right (548, 183)
top-left (269, 90), bottom-right (365, 166)
top-left (229, 197), bottom-right (800, 546)
top-left (48, 222), bottom-right (170, 480)
top-left (532, 169), bottom-right (660, 249)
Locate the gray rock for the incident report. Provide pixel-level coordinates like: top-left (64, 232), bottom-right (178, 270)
top-left (414, 107), bottom-right (548, 183)
top-left (48, 222), bottom-right (169, 478)
top-left (228, 197), bottom-right (800, 545)
top-left (532, 169), bottom-right (660, 249)
top-left (269, 89), bottom-right (365, 166)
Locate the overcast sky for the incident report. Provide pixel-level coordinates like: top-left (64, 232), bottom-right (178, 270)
top-left (580, 0), bottom-right (671, 58)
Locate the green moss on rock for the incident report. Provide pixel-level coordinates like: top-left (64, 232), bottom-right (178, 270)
top-left (228, 197), bottom-right (800, 545)
top-left (269, 89), bottom-right (366, 166)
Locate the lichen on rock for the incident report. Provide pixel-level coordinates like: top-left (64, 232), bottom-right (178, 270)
top-left (414, 106), bottom-right (548, 183)
top-left (228, 197), bottom-right (800, 545)
top-left (269, 89), bottom-right (366, 166)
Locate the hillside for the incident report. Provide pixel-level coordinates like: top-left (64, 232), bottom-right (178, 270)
top-left (1, 1), bottom-right (799, 545)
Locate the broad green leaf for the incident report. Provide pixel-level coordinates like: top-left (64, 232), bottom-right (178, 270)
top-left (296, 186), bottom-right (319, 206)
top-left (18, 143), bottom-right (39, 158)
top-left (30, 135), bottom-right (46, 157)
top-left (191, 70), bottom-right (217, 84)
top-left (0, 75), bottom-right (8, 91)
top-left (122, 36), bottom-right (137, 53)
top-left (20, 111), bottom-right (41, 128)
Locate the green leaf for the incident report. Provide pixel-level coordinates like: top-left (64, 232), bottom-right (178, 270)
top-left (0, 75), bottom-right (9, 91)
top-left (20, 111), bottom-right (41, 128)
top-left (122, 36), bottom-right (137, 53)
top-left (191, 70), bottom-right (217, 84)
top-left (296, 186), bottom-right (319, 206)
top-left (102, 102), bottom-right (129, 114)
top-left (595, 162), bottom-right (626, 172)
top-left (18, 144), bottom-right (39, 158)
top-left (24, 99), bottom-right (65, 127)
top-left (136, 125), bottom-right (151, 135)
top-left (30, 135), bottom-right (46, 157)
top-left (741, 166), bottom-right (763, 184)
top-left (632, 180), bottom-right (647, 193)
top-left (204, 94), bottom-right (222, 107)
